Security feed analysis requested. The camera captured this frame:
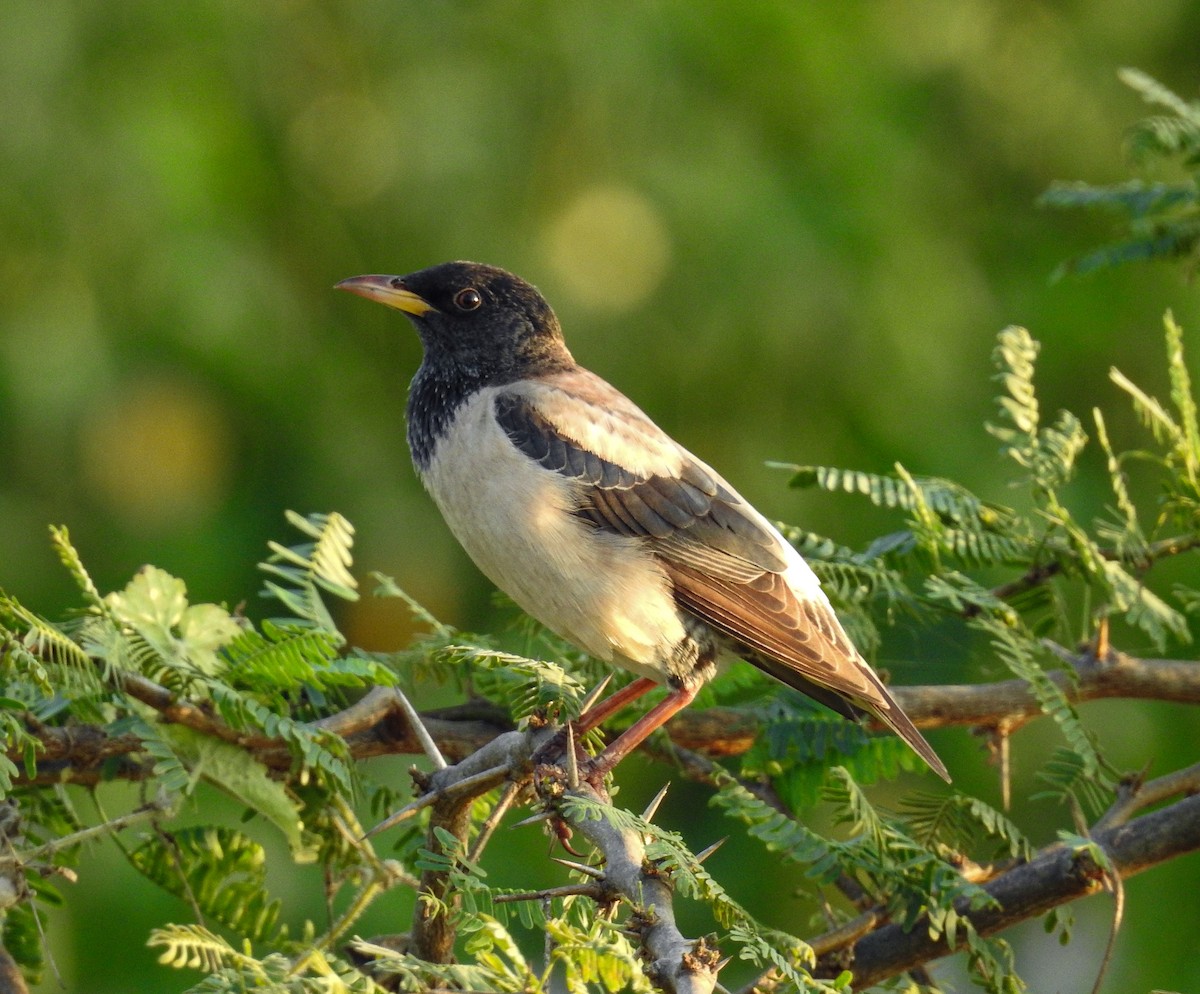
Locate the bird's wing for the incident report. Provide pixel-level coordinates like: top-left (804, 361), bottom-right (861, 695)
top-left (493, 370), bottom-right (889, 710)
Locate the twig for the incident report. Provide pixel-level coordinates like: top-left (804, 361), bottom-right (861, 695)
top-left (1090, 863), bottom-right (1124, 994)
top-left (0, 794), bottom-right (173, 869)
top-left (493, 883), bottom-right (605, 904)
top-left (973, 533), bottom-right (1200, 614)
top-left (806, 908), bottom-right (883, 959)
top-left (467, 779), bottom-right (523, 863)
top-left (1092, 760), bottom-right (1200, 831)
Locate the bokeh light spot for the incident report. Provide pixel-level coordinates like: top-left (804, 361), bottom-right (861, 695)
top-left (287, 92), bottom-right (402, 205)
top-left (79, 374), bottom-right (234, 530)
top-left (541, 185), bottom-right (672, 314)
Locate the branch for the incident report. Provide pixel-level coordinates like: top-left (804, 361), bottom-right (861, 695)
top-left (671, 645), bottom-right (1200, 750)
top-left (14, 643), bottom-right (1196, 788)
top-left (811, 791), bottom-right (1200, 989)
top-left (973, 532), bottom-right (1200, 612)
top-left (361, 718), bottom-right (719, 993)
top-left (406, 728), bottom-right (542, 963)
top-left (889, 645), bottom-right (1200, 728)
top-left (552, 781), bottom-right (721, 994)
top-left (9, 686), bottom-right (511, 787)
top-left (0, 942), bottom-right (29, 994)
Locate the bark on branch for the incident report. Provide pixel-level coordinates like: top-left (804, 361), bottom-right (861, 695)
top-left (16, 645), bottom-right (1197, 787)
top-left (382, 721), bottom-right (719, 994)
top-left (813, 791), bottom-right (1200, 989)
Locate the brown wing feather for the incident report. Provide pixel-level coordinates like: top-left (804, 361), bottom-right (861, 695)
top-left (493, 374), bottom-right (950, 781)
top-left (664, 559), bottom-right (949, 780)
top-left (663, 560), bottom-right (879, 703)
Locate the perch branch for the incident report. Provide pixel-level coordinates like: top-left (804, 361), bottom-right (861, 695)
top-left (11, 636), bottom-right (1197, 789)
top-left (552, 780), bottom-right (721, 994)
top-left (405, 728), bottom-right (549, 963)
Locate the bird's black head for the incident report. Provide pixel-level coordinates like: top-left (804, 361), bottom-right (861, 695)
top-left (336, 261), bottom-right (574, 385)
top-left (337, 261), bottom-right (577, 468)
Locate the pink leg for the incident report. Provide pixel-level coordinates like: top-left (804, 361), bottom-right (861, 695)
top-left (574, 677), bottom-right (659, 734)
top-left (586, 681), bottom-right (699, 777)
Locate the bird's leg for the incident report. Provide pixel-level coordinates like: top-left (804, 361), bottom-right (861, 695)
top-left (532, 677), bottom-right (658, 769)
top-left (584, 681), bottom-right (699, 779)
top-left (573, 677), bottom-right (659, 734)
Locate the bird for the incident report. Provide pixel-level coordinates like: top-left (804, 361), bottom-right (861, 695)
top-left (336, 261), bottom-right (949, 783)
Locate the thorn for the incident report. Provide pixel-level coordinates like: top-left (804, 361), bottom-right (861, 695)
top-left (551, 856), bottom-right (605, 879)
top-left (511, 809), bottom-right (555, 830)
top-left (440, 764), bottom-right (513, 801)
top-left (565, 724), bottom-right (580, 789)
top-left (577, 673), bottom-right (614, 717)
top-left (393, 687), bottom-right (448, 770)
top-left (364, 764), bottom-right (510, 839)
top-left (641, 782), bottom-right (671, 822)
top-left (693, 837), bottom-right (727, 865)
top-left (363, 792), bottom-right (437, 838)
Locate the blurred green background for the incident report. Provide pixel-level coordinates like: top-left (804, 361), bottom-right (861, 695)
top-left (3, 2), bottom-right (1199, 991)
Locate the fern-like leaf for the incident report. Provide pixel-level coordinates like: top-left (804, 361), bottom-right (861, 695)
top-left (260, 511), bottom-right (358, 630)
top-left (130, 827), bottom-right (284, 943)
top-left (899, 792), bottom-right (1033, 862)
top-left (1044, 70), bottom-right (1200, 279)
top-left (1118, 66), bottom-right (1200, 126)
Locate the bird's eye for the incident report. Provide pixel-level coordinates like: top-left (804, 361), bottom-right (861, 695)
top-left (454, 287), bottom-right (483, 311)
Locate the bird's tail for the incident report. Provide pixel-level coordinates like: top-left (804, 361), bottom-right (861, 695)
top-left (864, 687), bottom-right (950, 783)
top-left (747, 651), bottom-right (950, 783)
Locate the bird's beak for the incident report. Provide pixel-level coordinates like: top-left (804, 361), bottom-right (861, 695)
top-left (334, 275), bottom-right (438, 316)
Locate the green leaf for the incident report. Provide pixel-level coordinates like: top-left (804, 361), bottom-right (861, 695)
top-left (129, 827), bottom-right (284, 943)
top-left (160, 725), bottom-right (313, 860)
top-left (103, 567), bottom-right (240, 677)
top-left (259, 511), bottom-right (359, 630)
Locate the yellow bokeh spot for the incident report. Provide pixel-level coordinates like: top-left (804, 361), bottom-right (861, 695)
top-left (80, 374), bottom-right (233, 529)
top-left (542, 185), bottom-right (672, 314)
top-left (287, 92), bottom-right (402, 205)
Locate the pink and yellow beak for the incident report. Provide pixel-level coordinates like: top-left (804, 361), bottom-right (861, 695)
top-left (334, 275), bottom-right (438, 316)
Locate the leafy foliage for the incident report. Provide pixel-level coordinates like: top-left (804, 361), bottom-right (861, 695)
top-left (131, 827), bottom-right (285, 943)
top-left (1041, 69), bottom-right (1200, 277)
top-left (740, 696), bottom-right (924, 810)
top-left (712, 773), bottom-right (1028, 994)
top-left (1, 306), bottom-right (1199, 991)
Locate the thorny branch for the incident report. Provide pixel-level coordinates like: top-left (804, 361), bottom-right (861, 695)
top-left (551, 781), bottom-right (721, 994)
top-left (7, 634), bottom-right (1198, 990)
top-left (358, 722), bottom-right (718, 994)
top-left (10, 643), bottom-right (1195, 785)
top-left (813, 791), bottom-right (1200, 990)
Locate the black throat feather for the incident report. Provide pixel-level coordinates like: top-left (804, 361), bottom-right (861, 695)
top-left (406, 361), bottom-right (487, 471)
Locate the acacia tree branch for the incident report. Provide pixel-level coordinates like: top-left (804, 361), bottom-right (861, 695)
top-left (887, 645), bottom-right (1200, 729)
top-left (11, 643), bottom-right (1197, 787)
top-left (11, 643), bottom-right (1200, 991)
top-left (407, 729), bottom-right (536, 963)
top-left (670, 644), bottom-right (1200, 750)
top-left (970, 532), bottom-right (1200, 613)
top-left (811, 791), bottom-right (1200, 990)
top-left (550, 780), bottom-right (721, 994)
top-left (361, 722), bottom-right (718, 994)
top-left (1092, 760), bottom-right (1200, 831)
